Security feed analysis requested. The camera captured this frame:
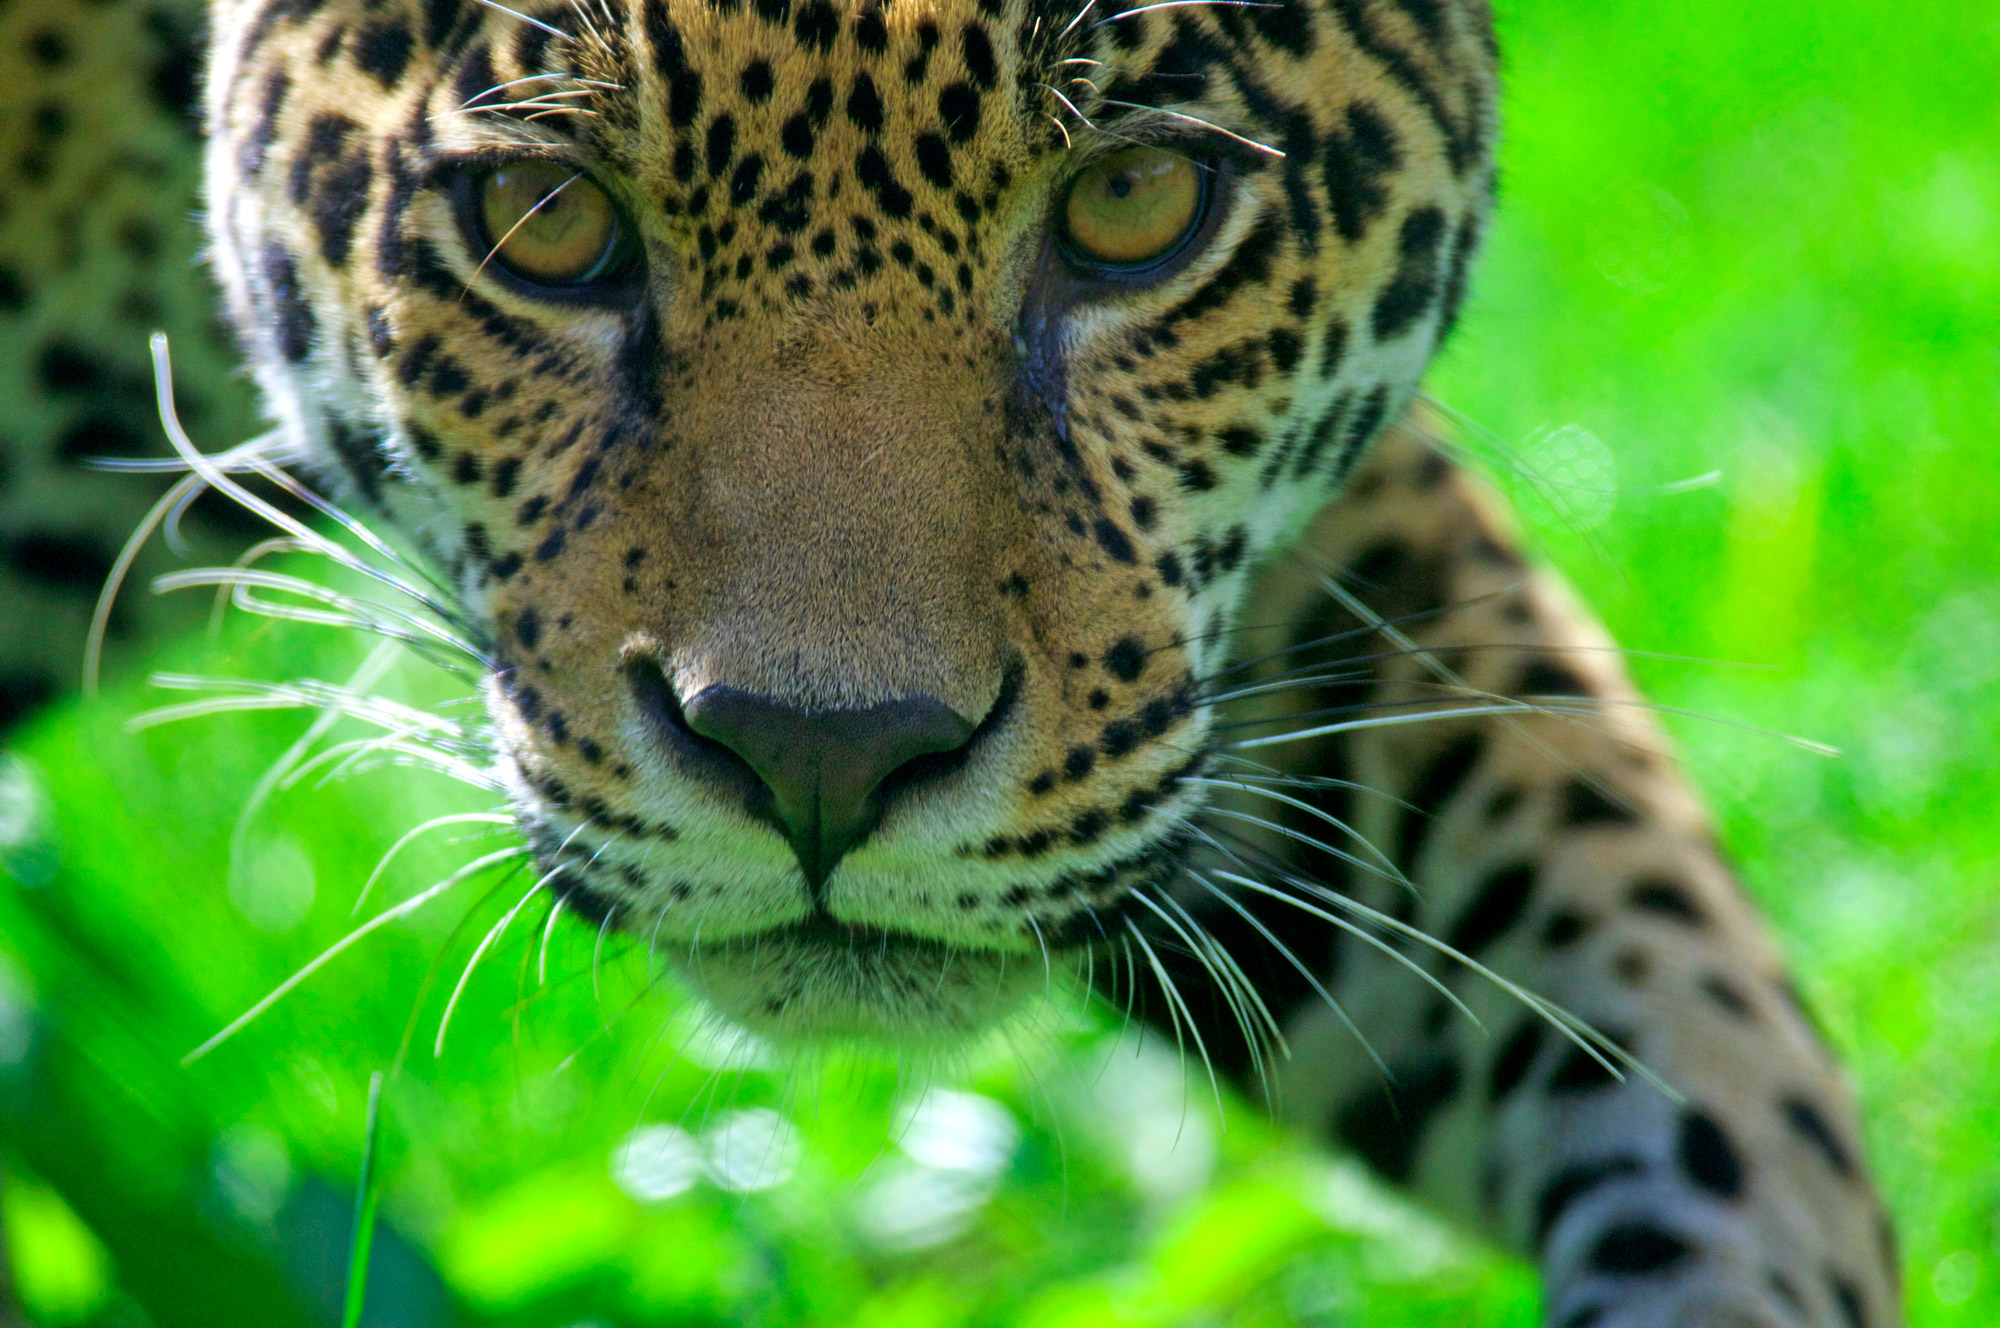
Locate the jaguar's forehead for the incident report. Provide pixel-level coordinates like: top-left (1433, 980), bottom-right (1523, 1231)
top-left (448, 0), bottom-right (1075, 167)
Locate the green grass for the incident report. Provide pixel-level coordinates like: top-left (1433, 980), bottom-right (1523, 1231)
top-left (4, 1), bottom-right (1998, 1323)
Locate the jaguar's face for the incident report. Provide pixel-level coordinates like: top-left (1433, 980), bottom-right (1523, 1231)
top-left (206, 0), bottom-right (1496, 1039)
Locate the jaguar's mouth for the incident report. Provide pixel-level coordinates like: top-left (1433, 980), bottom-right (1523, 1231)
top-left (679, 913), bottom-right (1050, 1045)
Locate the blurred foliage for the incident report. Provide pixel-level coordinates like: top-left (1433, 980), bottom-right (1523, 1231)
top-left (3, 0), bottom-right (1998, 1324)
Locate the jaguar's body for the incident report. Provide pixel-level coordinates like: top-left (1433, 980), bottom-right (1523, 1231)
top-left (0, 0), bottom-right (1903, 1323)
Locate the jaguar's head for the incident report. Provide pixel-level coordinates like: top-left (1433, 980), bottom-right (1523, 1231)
top-left (204, 0), bottom-right (1496, 1040)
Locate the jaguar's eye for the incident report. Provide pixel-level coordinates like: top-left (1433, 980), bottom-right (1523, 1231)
top-left (1060, 146), bottom-right (1205, 270)
top-left (475, 161), bottom-right (630, 287)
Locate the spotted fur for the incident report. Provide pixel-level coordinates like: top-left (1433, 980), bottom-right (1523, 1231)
top-left (0, 0), bottom-right (258, 725)
top-left (0, 0), bottom-right (1901, 1321)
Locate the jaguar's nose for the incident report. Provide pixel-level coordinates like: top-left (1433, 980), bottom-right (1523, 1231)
top-left (675, 685), bottom-right (978, 888)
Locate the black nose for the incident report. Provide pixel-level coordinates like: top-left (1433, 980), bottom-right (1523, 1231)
top-left (678, 685), bottom-right (977, 888)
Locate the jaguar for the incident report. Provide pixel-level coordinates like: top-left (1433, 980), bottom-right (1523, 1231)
top-left (0, 0), bottom-right (1903, 1322)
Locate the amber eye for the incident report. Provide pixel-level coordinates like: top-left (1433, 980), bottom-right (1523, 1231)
top-left (1061, 146), bottom-right (1205, 269)
top-left (475, 161), bottom-right (629, 287)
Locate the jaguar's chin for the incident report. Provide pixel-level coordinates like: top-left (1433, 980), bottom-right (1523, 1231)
top-left (679, 917), bottom-right (1049, 1046)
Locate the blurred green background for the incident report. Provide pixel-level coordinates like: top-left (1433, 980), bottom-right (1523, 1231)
top-left (3, 0), bottom-right (1998, 1324)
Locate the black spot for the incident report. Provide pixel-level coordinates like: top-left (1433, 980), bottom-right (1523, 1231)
top-left (1487, 1017), bottom-right (1546, 1102)
top-left (1586, 1221), bottom-right (1690, 1275)
top-left (853, 4), bottom-right (888, 51)
top-left (4, 530), bottom-right (114, 595)
top-left (938, 82), bottom-right (980, 142)
top-left (0, 264), bottom-right (28, 313)
top-left (1372, 206), bottom-right (1449, 340)
top-left (1831, 1275), bottom-right (1870, 1328)
top-left (325, 420), bottom-right (388, 505)
top-left (1287, 275), bottom-right (1318, 319)
top-left (1322, 102), bottom-right (1400, 242)
top-left (1533, 1156), bottom-right (1644, 1251)
top-left (142, 8), bottom-right (202, 121)
top-left (1063, 746), bottom-right (1095, 781)
top-left (1556, 1310), bottom-right (1603, 1328)
top-left (1099, 719), bottom-right (1139, 758)
top-left (909, 133), bottom-right (952, 189)
top-left (730, 153), bottom-right (765, 203)
top-left (1700, 974), bottom-right (1754, 1020)
top-left (1333, 1054), bottom-right (1461, 1184)
top-left (428, 355), bottom-right (469, 398)
top-left (0, 671), bottom-right (59, 732)
top-left (314, 155), bottom-right (374, 267)
top-left (291, 113), bottom-right (355, 204)
top-left (960, 24), bottom-right (996, 87)
top-left (1395, 732), bottom-right (1484, 865)
top-left (241, 68), bottom-right (290, 176)
top-left (780, 111), bottom-right (818, 157)
top-left (28, 101), bottom-right (66, 139)
top-left (1346, 537), bottom-right (1448, 623)
top-left (1092, 518), bottom-right (1136, 565)
top-left (1516, 658), bottom-right (1587, 697)
top-left (706, 115), bottom-right (736, 176)
top-left (27, 28), bottom-right (70, 68)
top-left (739, 59), bottom-right (774, 102)
top-left (514, 608), bottom-right (542, 650)
top-left (1676, 1108), bottom-right (1745, 1200)
top-left (1267, 328), bottom-right (1303, 373)
top-left (1249, 0), bottom-right (1312, 53)
top-left (36, 341), bottom-right (111, 394)
top-left (1768, 1270), bottom-right (1806, 1312)
top-left (793, 0), bottom-right (838, 49)
top-left (1546, 1030), bottom-right (1630, 1095)
top-left (854, 145), bottom-right (913, 216)
top-left (58, 415), bottom-right (148, 466)
top-left (1782, 1096), bottom-right (1856, 1178)
top-left (1628, 876), bottom-right (1707, 926)
top-left (263, 243), bottom-right (316, 362)
top-left (1540, 908), bottom-right (1593, 949)
top-left (847, 73), bottom-right (885, 130)
top-left (1218, 427), bottom-right (1262, 457)
top-left (1103, 636), bottom-right (1146, 683)
top-left (1445, 861), bottom-right (1536, 958)
top-left (354, 19), bottom-right (414, 85)
top-left (489, 455), bottom-right (522, 498)
top-left (1561, 779), bottom-right (1638, 827)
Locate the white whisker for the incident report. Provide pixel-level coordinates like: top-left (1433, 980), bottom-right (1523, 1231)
top-left (1190, 872), bottom-right (1389, 1082)
top-left (354, 811), bottom-right (516, 916)
top-left (184, 845), bottom-right (527, 1064)
top-left (539, 892), bottom-right (567, 985)
top-left (231, 642), bottom-right (405, 889)
top-left (1185, 777), bottom-right (1409, 887)
top-left (436, 864), bottom-right (566, 1056)
top-left (471, 0), bottom-right (571, 40)
top-left (1124, 918), bottom-right (1224, 1121)
top-left (1089, 99), bottom-right (1284, 157)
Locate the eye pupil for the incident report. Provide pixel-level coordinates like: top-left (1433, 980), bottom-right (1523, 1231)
top-left (1062, 147), bottom-right (1203, 270)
